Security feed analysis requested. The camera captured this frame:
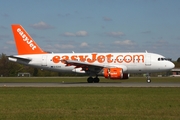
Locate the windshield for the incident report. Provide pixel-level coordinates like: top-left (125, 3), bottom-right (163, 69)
top-left (158, 58), bottom-right (172, 61)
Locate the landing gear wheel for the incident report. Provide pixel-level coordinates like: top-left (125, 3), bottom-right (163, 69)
top-left (87, 77), bottom-right (94, 83)
top-left (146, 73), bottom-right (151, 83)
top-left (87, 77), bottom-right (100, 83)
top-left (94, 77), bottom-right (100, 83)
top-left (147, 79), bottom-right (151, 83)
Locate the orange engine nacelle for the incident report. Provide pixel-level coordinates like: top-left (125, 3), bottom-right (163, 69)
top-left (103, 68), bottom-right (123, 79)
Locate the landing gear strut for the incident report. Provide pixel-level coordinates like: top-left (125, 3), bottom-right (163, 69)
top-left (87, 76), bottom-right (100, 83)
top-left (146, 73), bottom-right (151, 83)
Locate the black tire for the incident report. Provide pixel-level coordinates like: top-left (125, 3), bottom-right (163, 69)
top-left (87, 77), bottom-right (94, 83)
top-left (93, 77), bottom-right (100, 83)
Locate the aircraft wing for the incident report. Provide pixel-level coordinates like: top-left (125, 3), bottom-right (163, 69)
top-left (61, 60), bottom-right (127, 72)
top-left (62, 60), bottom-right (104, 67)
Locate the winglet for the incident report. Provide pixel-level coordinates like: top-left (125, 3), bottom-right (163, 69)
top-left (11, 24), bottom-right (47, 55)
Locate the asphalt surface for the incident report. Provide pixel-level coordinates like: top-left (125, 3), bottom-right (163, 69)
top-left (0, 82), bottom-right (179, 87)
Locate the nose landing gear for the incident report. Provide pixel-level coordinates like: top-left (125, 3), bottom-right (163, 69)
top-left (146, 73), bottom-right (151, 83)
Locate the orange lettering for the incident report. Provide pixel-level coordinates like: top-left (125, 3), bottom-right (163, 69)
top-left (133, 55), bottom-right (144, 63)
top-left (79, 55), bottom-right (88, 62)
top-left (71, 55), bottom-right (77, 60)
top-left (62, 55), bottom-right (69, 60)
top-left (97, 55), bottom-right (105, 63)
top-left (87, 53), bottom-right (97, 63)
top-left (52, 56), bottom-right (60, 63)
top-left (124, 55), bottom-right (132, 63)
top-left (106, 54), bottom-right (113, 63)
top-left (52, 54), bottom-right (145, 64)
top-left (116, 55), bottom-right (123, 63)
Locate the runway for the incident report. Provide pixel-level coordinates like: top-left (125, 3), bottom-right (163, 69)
top-left (0, 82), bottom-right (180, 87)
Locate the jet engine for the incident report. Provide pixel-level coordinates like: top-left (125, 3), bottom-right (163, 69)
top-left (103, 68), bottom-right (123, 79)
top-left (103, 68), bottom-right (129, 80)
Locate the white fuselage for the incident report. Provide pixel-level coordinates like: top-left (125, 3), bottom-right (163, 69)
top-left (9, 52), bottom-right (175, 74)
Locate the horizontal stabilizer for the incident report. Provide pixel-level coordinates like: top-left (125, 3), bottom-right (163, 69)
top-left (8, 56), bottom-right (32, 62)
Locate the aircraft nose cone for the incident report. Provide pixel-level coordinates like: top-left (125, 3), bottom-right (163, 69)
top-left (168, 62), bottom-right (175, 69)
top-left (171, 62), bottom-right (175, 69)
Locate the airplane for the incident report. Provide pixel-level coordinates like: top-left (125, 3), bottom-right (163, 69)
top-left (8, 24), bottom-right (175, 83)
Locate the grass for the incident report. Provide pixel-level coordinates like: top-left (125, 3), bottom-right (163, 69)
top-left (0, 87), bottom-right (180, 120)
top-left (0, 77), bottom-right (180, 120)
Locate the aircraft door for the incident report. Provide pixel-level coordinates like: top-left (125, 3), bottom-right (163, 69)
top-left (42, 55), bottom-right (47, 66)
top-left (145, 54), bottom-right (151, 66)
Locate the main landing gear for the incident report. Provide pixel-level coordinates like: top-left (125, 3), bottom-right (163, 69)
top-left (146, 73), bottom-right (151, 83)
top-left (87, 76), bottom-right (100, 83)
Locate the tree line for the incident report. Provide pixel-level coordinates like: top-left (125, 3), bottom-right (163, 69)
top-left (0, 53), bottom-right (179, 77)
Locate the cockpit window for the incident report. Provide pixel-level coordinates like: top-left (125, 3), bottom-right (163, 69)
top-left (158, 58), bottom-right (172, 61)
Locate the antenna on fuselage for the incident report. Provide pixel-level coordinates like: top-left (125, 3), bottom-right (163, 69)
top-left (145, 50), bottom-right (148, 53)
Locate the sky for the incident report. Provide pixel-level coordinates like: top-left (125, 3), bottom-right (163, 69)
top-left (0, 0), bottom-right (180, 60)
